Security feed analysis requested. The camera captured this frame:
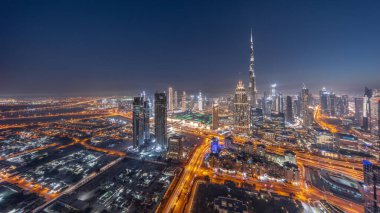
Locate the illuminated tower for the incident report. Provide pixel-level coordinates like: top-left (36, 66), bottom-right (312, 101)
top-left (248, 29), bottom-right (258, 107)
top-left (168, 87), bottom-right (174, 112)
top-left (301, 84), bottom-right (311, 126)
top-left (285, 96), bottom-right (294, 123)
top-left (174, 90), bottom-right (178, 110)
top-left (181, 91), bottom-right (187, 112)
top-left (234, 81), bottom-right (249, 134)
top-left (355, 97), bottom-right (364, 125)
top-left (363, 87), bottom-right (372, 132)
top-left (133, 97), bottom-right (144, 147)
top-left (143, 99), bottom-right (151, 142)
top-left (155, 92), bottom-right (168, 149)
top-left (198, 91), bottom-right (203, 111)
top-left (212, 102), bottom-right (219, 130)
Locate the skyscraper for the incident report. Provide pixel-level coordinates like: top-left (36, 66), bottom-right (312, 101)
top-left (378, 100), bottom-right (380, 156)
top-left (234, 81), bottom-right (249, 134)
top-left (168, 87), bottom-right (174, 112)
top-left (133, 97), bottom-right (145, 147)
top-left (174, 90), bottom-right (178, 110)
top-left (320, 87), bottom-right (330, 116)
top-left (301, 85), bottom-right (310, 125)
top-left (212, 102), bottom-right (219, 130)
top-left (329, 93), bottom-right (337, 117)
top-left (143, 99), bottom-right (151, 142)
top-left (250, 107), bottom-right (263, 135)
top-left (275, 93), bottom-right (284, 113)
top-left (342, 95), bottom-right (349, 116)
top-left (355, 97), bottom-right (364, 125)
top-left (198, 91), bottom-right (203, 111)
top-left (285, 96), bottom-right (294, 123)
top-left (248, 30), bottom-right (258, 107)
top-left (364, 87), bottom-right (373, 132)
top-left (155, 93), bottom-right (168, 149)
top-left (181, 91), bottom-right (187, 112)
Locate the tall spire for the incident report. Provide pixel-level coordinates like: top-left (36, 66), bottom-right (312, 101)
top-left (248, 28), bottom-right (257, 107)
top-left (250, 28), bottom-right (253, 43)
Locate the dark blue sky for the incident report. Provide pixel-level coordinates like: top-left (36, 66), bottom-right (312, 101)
top-left (1, 0), bottom-right (379, 96)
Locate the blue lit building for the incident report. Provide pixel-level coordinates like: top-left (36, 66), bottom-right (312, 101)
top-left (211, 137), bottom-right (220, 155)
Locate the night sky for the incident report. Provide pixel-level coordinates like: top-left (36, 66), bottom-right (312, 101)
top-left (1, 0), bottom-right (380, 97)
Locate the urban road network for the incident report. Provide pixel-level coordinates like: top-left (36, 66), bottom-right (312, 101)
top-left (0, 103), bottom-right (370, 212)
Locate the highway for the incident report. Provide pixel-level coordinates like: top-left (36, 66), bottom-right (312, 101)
top-left (160, 127), bottom-right (365, 213)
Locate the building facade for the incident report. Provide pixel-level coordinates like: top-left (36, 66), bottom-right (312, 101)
top-left (155, 92), bottom-right (168, 149)
top-left (234, 81), bottom-right (250, 134)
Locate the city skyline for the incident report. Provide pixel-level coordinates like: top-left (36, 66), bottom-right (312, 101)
top-left (1, 0), bottom-right (380, 97)
top-left (1, 2), bottom-right (380, 212)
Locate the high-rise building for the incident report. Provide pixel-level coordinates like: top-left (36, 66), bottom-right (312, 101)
top-left (285, 96), bottom-right (294, 123)
top-left (155, 93), bottom-right (168, 149)
top-left (320, 87), bottom-right (330, 116)
top-left (181, 91), bottom-right (187, 112)
top-left (271, 84), bottom-right (277, 97)
top-left (274, 93), bottom-right (283, 113)
top-left (198, 91), bottom-right (203, 111)
top-left (133, 97), bottom-right (145, 147)
top-left (167, 135), bottom-right (184, 160)
top-left (143, 99), bottom-right (151, 142)
top-left (378, 100), bottom-right (380, 152)
top-left (294, 98), bottom-right (301, 117)
top-left (329, 93), bottom-right (337, 116)
top-left (262, 91), bottom-right (272, 116)
top-left (342, 95), bottom-right (349, 116)
top-left (168, 87), bottom-right (174, 112)
top-left (363, 160), bottom-right (380, 213)
top-left (174, 90), bottom-right (178, 110)
top-left (248, 30), bottom-right (258, 107)
top-left (212, 102), bottom-right (219, 130)
top-left (301, 85), bottom-right (310, 125)
top-left (364, 87), bottom-right (373, 132)
top-left (250, 107), bottom-right (263, 135)
top-left (234, 81), bottom-right (250, 134)
top-left (371, 90), bottom-right (380, 134)
top-left (355, 97), bottom-right (364, 125)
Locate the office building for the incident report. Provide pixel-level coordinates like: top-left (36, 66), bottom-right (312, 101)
top-left (143, 99), bottom-right (151, 142)
top-left (364, 87), bottom-right (373, 132)
top-left (329, 93), bottom-right (336, 116)
top-left (355, 97), bottom-right (364, 125)
top-left (212, 102), bottom-right (219, 130)
top-left (155, 92), bottom-right (168, 149)
top-left (274, 93), bottom-right (284, 113)
top-left (174, 90), bottom-right (178, 110)
top-left (285, 96), bottom-right (294, 123)
top-left (167, 135), bottom-right (184, 160)
top-left (320, 87), bottom-right (330, 116)
top-left (168, 87), bottom-right (174, 112)
top-left (133, 97), bottom-right (145, 147)
top-left (250, 107), bottom-right (263, 135)
top-left (181, 91), bottom-right (187, 111)
top-left (198, 91), bottom-right (203, 111)
top-left (234, 81), bottom-right (250, 134)
top-left (301, 85), bottom-right (311, 125)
